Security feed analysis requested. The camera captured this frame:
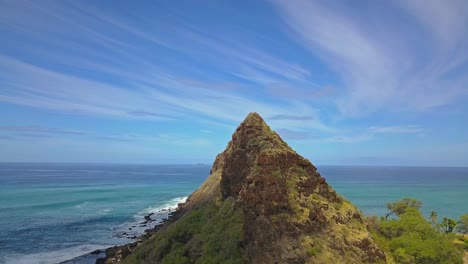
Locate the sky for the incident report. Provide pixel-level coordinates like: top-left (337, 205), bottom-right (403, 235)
top-left (0, 0), bottom-right (467, 166)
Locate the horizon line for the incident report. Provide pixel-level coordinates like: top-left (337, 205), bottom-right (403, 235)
top-left (0, 161), bottom-right (467, 169)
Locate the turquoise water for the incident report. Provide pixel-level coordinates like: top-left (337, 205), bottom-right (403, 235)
top-left (321, 166), bottom-right (468, 219)
top-left (0, 163), bottom-right (206, 264)
top-left (0, 163), bottom-right (467, 264)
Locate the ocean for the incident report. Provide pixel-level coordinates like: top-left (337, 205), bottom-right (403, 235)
top-left (0, 163), bottom-right (467, 264)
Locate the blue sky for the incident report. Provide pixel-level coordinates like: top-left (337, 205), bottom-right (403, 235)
top-left (0, 0), bottom-right (467, 166)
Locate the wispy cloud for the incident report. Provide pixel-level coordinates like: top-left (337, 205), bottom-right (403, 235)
top-left (126, 110), bottom-right (168, 118)
top-left (0, 124), bottom-right (214, 148)
top-left (327, 125), bottom-right (424, 144)
top-left (276, 128), bottom-right (315, 140)
top-left (272, 123), bottom-right (416, 142)
top-left (0, 1), bottom-right (465, 164)
top-left (271, 0), bottom-right (468, 116)
top-left (16, 133), bottom-right (53, 139)
top-left (266, 84), bottom-right (334, 99)
top-left (0, 55), bottom-right (166, 119)
top-left (368, 125), bottom-right (422, 134)
top-left (0, 125), bottom-right (139, 143)
top-left (94, 136), bottom-right (134, 142)
top-left (396, 0), bottom-right (468, 51)
top-left (0, 1), bottom-right (330, 131)
top-left (328, 134), bottom-right (373, 143)
top-left (0, 126), bottom-right (87, 135)
top-left (269, 115), bottom-right (314, 121)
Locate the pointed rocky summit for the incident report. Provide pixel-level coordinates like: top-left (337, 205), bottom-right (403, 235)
top-left (114, 112), bottom-right (386, 264)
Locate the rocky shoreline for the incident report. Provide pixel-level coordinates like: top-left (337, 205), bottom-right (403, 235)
top-left (94, 201), bottom-right (187, 264)
top-left (58, 201), bottom-right (188, 264)
top-left (114, 208), bottom-right (173, 241)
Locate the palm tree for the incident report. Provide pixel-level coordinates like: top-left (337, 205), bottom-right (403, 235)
top-left (429, 210), bottom-right (438, 227)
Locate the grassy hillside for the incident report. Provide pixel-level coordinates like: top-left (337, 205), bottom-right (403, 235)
top-left (122, 197), bottom-right (243, 264)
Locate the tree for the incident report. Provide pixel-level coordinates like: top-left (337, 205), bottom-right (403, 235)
top-left (429, 210), bottom-right (438, 227)
top-left (441, 217), bottom-right (457, 233)
top-left (456, 213), bottom-right (468, 234)
top-left (377, 207), bottom-right (463, 264)
top-left (385, 197), bottom-right (422, 219)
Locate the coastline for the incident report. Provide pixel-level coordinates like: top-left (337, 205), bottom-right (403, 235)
top-left (61, 199), bottom-right (468, 264)
top-left (1, 164), bottom-right (466, 263)
top-left (62, 199), bottom-right (189, 264)
top-left (97, 199), bottom-right (188, 264)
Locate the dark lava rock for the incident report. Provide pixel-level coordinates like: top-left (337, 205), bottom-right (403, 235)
top-left (90, 249), bottom-right (102, 255)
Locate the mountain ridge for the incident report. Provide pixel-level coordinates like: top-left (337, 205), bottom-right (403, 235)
top-left (105, 112), bottom-right (387, 263)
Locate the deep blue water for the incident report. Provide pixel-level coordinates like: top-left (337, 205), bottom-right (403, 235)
top-left (0, 163), bottom-right (467, 264)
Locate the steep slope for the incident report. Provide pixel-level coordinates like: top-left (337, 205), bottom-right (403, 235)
top-left (120, 112), bottom-right (386, 264)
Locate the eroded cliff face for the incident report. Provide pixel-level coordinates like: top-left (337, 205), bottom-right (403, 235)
top-left (217, 113), bottom-right (385, 263)
top-left (119, 112), bottom-right (386, 264)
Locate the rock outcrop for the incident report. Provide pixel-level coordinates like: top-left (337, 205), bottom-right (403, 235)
top-left (115, 112), bottom-right (386, 264)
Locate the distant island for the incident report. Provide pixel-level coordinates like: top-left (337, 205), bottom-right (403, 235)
top-left (97, 113), bottom-right (467, 264)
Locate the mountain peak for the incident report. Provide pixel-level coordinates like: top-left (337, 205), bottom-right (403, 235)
top-left (118, 113), bottom-right (386, 264)
top-left (242, 112), bottom-right (264, 124)
top-left (221, 113), bottom-right (385, 263)
top-left (237, 112), bottom-right (270, 132)
top-left (220, 112), bottom-right (293, 199)
top-left (230, 112), bottom-right (290, 153)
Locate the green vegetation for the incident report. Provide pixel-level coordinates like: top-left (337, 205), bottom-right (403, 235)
top-left (457, 213), bottom-right (468, 234)
top-left (429, 210), bottom-right (437, 227)
top-left (453, 233), bottom-right (468, 250)
top-left (307, 240), bottom-right (322, 257)
top-left (369, 198), bottom-right (463, 264)
top-left (122, 197), bottom-right (243, 264)
top-left (385, 197), bottom-right (422, 220)
top-left (440, 217), bottom-right (457, 234)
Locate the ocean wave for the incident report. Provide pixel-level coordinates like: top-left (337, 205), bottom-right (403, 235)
top-left (1, 243), bottom-right (113, 264)
top-left (100, 208), bottom-right (112, 213)
top-left (136, 196), bottom-right (187, 218)
top-left (112, 196), bottom-right (187, 240)
top-left (73, 202), bottom-right (93, 209)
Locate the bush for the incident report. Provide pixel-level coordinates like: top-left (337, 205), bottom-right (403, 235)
top-left (370, 199), bottom-right (463, 264)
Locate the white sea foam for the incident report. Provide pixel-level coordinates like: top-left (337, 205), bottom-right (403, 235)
top-left (136, 196), bottom-right (187, 218)
top-left (100, 208), bottom-right (111, 213)
top-left (2, 244), bottom-right (113, 264)
top-left (73, 202), bottom-right (93, 209)
top-left (112, 196), bottom-right (188, 239)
